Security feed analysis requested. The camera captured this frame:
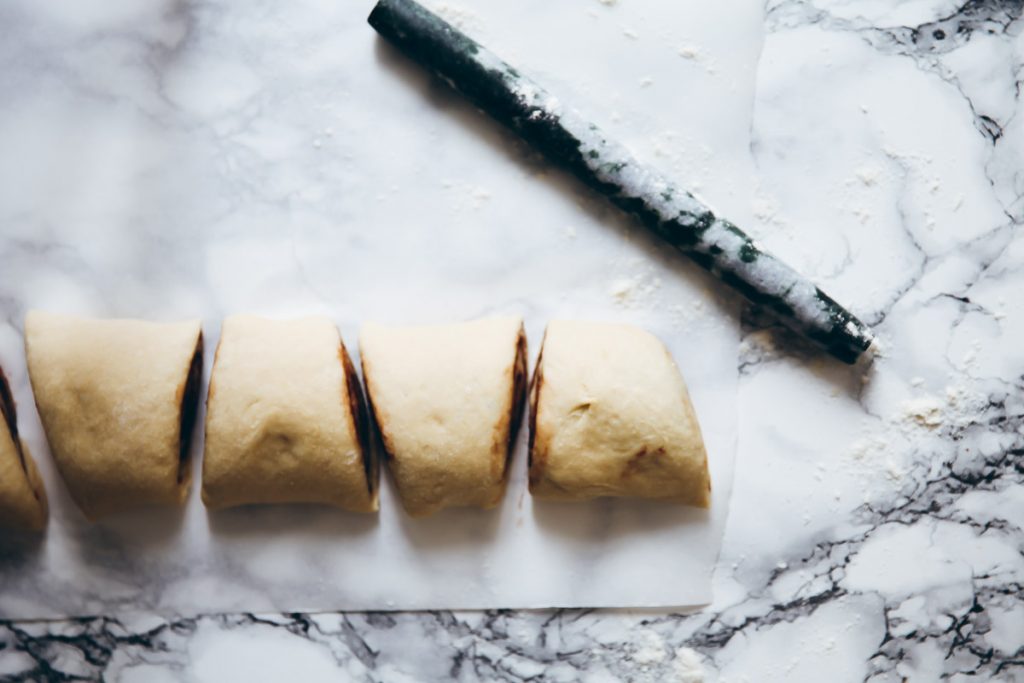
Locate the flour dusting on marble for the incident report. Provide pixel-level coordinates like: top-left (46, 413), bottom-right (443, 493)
top-left (901, 396), bottom-right (944, 427)
top-left (673, 647), bottom-right (705, 682)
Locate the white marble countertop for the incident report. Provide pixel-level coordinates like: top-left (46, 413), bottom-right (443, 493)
top-left (1, 0), bottom-right (1022, 681)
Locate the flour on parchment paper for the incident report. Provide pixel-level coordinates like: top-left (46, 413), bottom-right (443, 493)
top-left (676, 44), bottom-right (718, 75)
top-left (608, 274), bottom-right (660, 306)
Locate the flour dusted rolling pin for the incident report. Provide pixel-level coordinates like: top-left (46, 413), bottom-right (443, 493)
top-left (368, 0), bottom-right (874, 364)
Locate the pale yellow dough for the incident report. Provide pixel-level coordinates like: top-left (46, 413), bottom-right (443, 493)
top-left (0, 367), bottom-right (47, 530)
top-left (529, 320), bottom-right (711, 507)
top-left (202, 315), bottom-right (377, 512)
top-left (25, 311), bottom-right (203, 520)
top-left (359, 317), bottom-right (527, 517)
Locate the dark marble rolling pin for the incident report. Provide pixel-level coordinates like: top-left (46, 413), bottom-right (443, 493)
top-left (368, 0), bottom-right (874, 364)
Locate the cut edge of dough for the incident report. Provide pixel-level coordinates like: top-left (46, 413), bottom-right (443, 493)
top-left (175, 333), bottom-right (204, 496)
top-left (199, 330), bottom-right (225, 508)
top-left (341, 341), bottom-right (379, 511)
top-left (360, 317), bottom-right (527, 517)
top-left (527, 322), bottom-right (712, 508)
top-left (359, 353), bottom-right (393, 461)
top-left (480, 321), bottom-right (528, 509)
top-left (526, 327), bottom-right (548, 492)
top-left (503, 324), bottom-right (528, 481)
top-left (0, 365), bottom-right (48, 530)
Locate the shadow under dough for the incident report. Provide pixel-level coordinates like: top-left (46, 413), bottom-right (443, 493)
top-left (394, 502), bottom-right (504, 553)
top-left (207, 503), bottom-right (380, 541)
top-left (532, 497), bottom-right (710, 543)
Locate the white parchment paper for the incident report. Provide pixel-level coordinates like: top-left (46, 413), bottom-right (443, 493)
top-left (0, 0), bottom-right (763, 616)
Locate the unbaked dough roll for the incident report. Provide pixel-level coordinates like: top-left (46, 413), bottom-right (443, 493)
top-left (201, 315), bottom-right (377, 512)
top-left (529, 320), bottom-right (711, 507)
top-left (0, 366), bottom-right (47, 530)
top-left (359, 317), bottom-right (527, 517)
top-left (25, 311), bottom-right (203, 520)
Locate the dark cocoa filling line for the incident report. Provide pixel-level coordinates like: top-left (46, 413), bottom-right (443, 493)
top-left (504, 325), bottom-right (528, 473)
top-left (526, 330), bottom-right (547, 476)
top-left (0, 366), bottom-right (34, 499)
top-left (342, 344), bottom-right (377, 496)
top-left (177, 335), bottom-right (203, 484)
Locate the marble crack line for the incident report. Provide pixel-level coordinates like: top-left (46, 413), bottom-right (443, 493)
top-left (0, 615), bottom-right (195, 682)
top-left (681, 395), bottom-right (1022, 668)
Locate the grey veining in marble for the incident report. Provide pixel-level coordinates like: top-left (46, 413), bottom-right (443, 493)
top-left (1, 0), bottom-right (1023, 681)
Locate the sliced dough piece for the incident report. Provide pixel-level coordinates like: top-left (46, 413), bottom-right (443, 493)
top-left (529, 320), bottom-right (710, 507)
top-left (360, 317), bottom-right (527, 517)
top-left (0, 366), bottom-right (47, 530)
top-left (202, 315), bottom-right (377, 512)
top-left (25, 311), bottom-right (203, 520)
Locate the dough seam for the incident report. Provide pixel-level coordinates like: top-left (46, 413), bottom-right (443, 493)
top-left (527, 329), bottom-right (548, 488)
top-left (503, 327), bottom-right (528, 479)
top-left (341, 343), bottom-right (377, 498)
top-left (176, 335), bottom-right (204, 487)
top-left (0, 368), bottom-right (44, 507)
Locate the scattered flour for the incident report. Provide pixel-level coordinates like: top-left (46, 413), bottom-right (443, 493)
top-left (846, 382), bottom-right (987, 487)
top-left (598, 0), bottom-right (618, 5)
top-left (678, 45), bottom-right (701, 60)
top-left (640, 76), bottom-right (654, 87)
top-left (632, 630), bottom-right (667, 665)
top-left (648, 130), bottom-right (712, 192)
top-left (673, 647), bottom-right (705, 682)
top-left (564, 225), bottom-right (577, 239)
top-left (609, 277), bottom-right (636, 303)
top-left (901, 396), bottom-right (944, 428)
top-left (854, 166), bottom-right (882, 186)
top-left (607, 275), bottom-right (660, 306)
top-left (869, 335), bottom-right (888, 358)
top-left (606, 264), bottom-right (662, 308)
top-left (884, 458), bottom-right (903, 481)
top-left (837, 161), bottom-right (890, 227)
top-left (667, 300), bottom-right (708, 327)
top-left (441, 182), bottom-right (493, 211)
top-left (675, 43), bottom-right (717, 74)
top-left (623, 27), bottom-right (639, 39)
